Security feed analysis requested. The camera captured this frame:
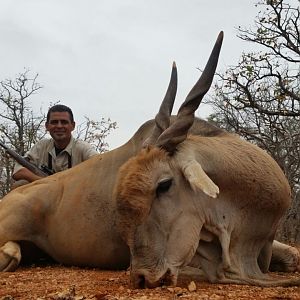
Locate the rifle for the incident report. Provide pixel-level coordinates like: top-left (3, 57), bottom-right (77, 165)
top-left (0, 141), bottom-right (54, 177)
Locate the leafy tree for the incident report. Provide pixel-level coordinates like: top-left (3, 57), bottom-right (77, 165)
top-left (0, 70), bottom-right (116, 197)
top-left (75, 117), bottom-right (117, 153)
top-left (207, 0), bottom-right (300, 242)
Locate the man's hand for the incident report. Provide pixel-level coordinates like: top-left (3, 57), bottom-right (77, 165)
top-left (12, 168), bottom-right (43, 183)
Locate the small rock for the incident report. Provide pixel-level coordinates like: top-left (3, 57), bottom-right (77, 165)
top-left (174, 287), bottom-right (183, 294)
top-left (187, 281), bottom-right (197, 292)
top-left (1, 296), bottom-right (14, 300)
top-left (108, 277), bottom-right (118, 281)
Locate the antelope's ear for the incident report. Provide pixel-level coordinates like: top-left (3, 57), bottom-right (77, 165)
top-left (179, 159), bottom-right (219, 198)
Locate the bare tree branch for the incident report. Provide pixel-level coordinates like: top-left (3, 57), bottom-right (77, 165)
top-left (208, 0), bottom-right (300, 243)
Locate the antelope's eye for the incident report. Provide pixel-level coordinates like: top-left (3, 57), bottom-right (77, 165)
top-left (156, 178), bottom-right (173, 197)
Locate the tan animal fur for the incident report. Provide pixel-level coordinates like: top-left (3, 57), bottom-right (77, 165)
top-left (114, 32), bottom-right (300, 288)
top-left (0, 32), bottom-right (298, 290)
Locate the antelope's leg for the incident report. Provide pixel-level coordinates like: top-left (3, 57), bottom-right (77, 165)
top-left (0, 241), bottom-right (21, 271)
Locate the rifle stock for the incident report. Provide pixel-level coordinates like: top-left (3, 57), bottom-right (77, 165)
top-left (0, 141), bottom-right (50, 177)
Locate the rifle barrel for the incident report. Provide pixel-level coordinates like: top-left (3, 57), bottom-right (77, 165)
top-left (0, 141), bottom-right (48, 177)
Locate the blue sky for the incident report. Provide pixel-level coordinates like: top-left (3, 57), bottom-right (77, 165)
top-left (0, 0), bottom-right (259, 148)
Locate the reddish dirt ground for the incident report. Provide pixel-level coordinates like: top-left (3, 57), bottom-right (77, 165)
top-left (0, 265), bottom-right (299, 300)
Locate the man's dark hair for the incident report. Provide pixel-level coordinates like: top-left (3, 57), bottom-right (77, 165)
top-left (46, 104), bottom-right (74, 123)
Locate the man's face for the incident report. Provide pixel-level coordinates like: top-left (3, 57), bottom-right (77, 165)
top-left (45, 111), bottom-right (75, 145)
